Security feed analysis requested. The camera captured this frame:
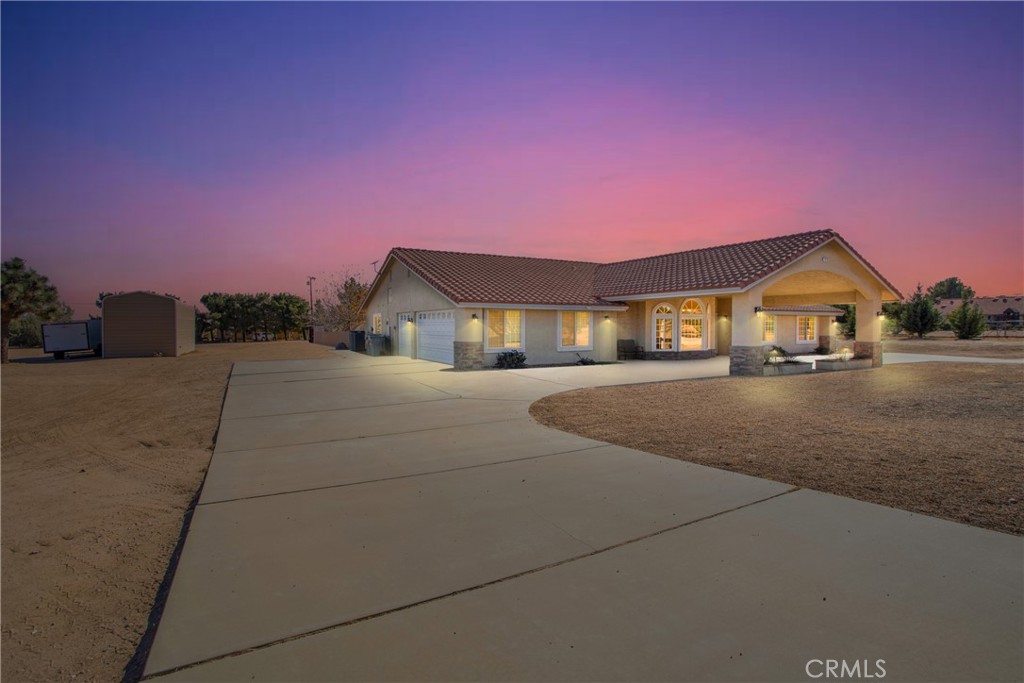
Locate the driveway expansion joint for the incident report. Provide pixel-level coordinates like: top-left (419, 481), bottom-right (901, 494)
top-left (142, 486), bottom-right (800, 679)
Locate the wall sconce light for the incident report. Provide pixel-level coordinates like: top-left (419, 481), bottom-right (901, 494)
top-left (604, 315), bottom-right (610, 320)
top-left (471, 313), bottom-right (478, 319)
top-left (876, 311), bottom-right (885, 317)
top-left (754, 306), bottom-right (763, 314)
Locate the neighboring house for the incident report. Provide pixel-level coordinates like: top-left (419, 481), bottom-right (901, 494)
top-left (360, 229), bottom-right (901, 375)
top-left (936, 296), bottom-right (1023, 326)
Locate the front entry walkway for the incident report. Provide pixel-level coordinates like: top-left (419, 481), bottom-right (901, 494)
top-left (143, 352), bottom-right (1022, 681)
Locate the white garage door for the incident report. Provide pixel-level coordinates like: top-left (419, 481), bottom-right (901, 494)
top-left (416, 310), bottom-right (455, 365)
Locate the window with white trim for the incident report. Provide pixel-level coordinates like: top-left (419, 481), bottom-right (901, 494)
top-left (797, 316), bottom-right (816, 343)
top-left (486, 309), bottom-right (523, 350)
top-left (762, 315), bottom-right (776, 343)
top-left (652, 304), bottom-right (674, 350)
top-left (679, 299), bottom-right (704, 349)
top-left (372, 313), bottom-right (383, 334)
top-left (558, 311), bottom-right (592, 350)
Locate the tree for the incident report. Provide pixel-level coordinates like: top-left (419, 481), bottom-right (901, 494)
top-left (900, 284), bottom-right (942, 338)
top-left (8, 302), bottom-right (74, 348)
top-left (946, 298), bottom-right (987, 339)
top-left (96, 291), bottom-right (124, 310)
top-left (833, 304), bottom-right (856, 338)
top-left (927, 277), bottom-right (975, 302)
top-left (2, 257), bottom-right (62, 363)
top-left (882, 301), bottom-right (905, 336)
top-left (310, 275), bottom-right (369, 331)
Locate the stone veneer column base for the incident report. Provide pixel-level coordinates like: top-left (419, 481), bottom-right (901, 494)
top-left (453, 341), bottom-right (485, 371)
top-left (854, 341), bottom-right (883, 367)
top-left (729, 345), bottom-right (764, 376)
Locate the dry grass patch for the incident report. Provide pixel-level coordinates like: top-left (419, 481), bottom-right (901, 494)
top-left (1, 342), bottom-right (336, 683)
top-left (884, 335), bottom-right (1024, 358)
top-left (530, 363), bottom-right (1024, 535)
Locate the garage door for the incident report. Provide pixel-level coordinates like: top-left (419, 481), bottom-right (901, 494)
top-left (416, 310), bottom-right (455, 365)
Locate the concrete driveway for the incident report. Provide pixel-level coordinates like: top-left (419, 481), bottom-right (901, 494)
top-left (144, 353), bottom-right (1022, 682)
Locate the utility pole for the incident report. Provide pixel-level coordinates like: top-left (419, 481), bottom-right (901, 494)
top-left (306, 275), bottom-right (316, 343)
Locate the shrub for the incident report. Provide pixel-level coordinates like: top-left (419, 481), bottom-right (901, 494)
top-left (575, 353), bottom-right (596, 365)
top-left (946, 299), bottom-right (987, 339)
top-left (495, 350), bottom-right (527, 369)
top-left (763, 345), bottom-right (791, 365)
top-left (900, 285), bottom-right (941, 338)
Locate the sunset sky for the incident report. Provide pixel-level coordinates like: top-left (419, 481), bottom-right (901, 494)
top-left (3, 2), bottom-right (1021, 315)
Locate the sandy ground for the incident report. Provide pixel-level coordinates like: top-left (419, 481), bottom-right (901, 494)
top-left (883, 335), bottom-right (1024, 358)
top-left (531, 363), bottom-right (1024, 535)
top-left (1, 342), bottom-right (335, 683)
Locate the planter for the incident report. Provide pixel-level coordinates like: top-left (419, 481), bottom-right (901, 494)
top-left (761, 362), bottom-right (813, 376)
top-left (815, 358), bottom-right (873, 372)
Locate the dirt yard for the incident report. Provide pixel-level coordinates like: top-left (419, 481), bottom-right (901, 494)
top-left (884, 334), bottom-right (1024, 358)
top-left (531, 363), bottom-right (1024, 535)
top-left (1, 342), bottom-right (336, 683)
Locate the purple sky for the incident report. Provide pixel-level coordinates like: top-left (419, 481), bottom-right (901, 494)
top-left (3, 2), bottom-right (1021, 315)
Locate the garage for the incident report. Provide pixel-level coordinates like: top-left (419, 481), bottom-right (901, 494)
top-left (397, 313), bottom-right (414, 357)
top-left (415, 310), bottom-right (455, 365)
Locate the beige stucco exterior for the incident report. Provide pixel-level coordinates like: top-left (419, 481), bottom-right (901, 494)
top-left (362, 237), bottom-right (897, 372)
top-left (102, 292), bottom-right (195, 358)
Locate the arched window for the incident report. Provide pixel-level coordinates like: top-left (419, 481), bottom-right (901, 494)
top-left (679, 299), bottom-right (704, 349)
top-left (652, 303), bottom-right (674, 351)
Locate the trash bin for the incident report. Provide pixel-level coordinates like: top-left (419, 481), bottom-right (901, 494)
top-left (349, 330), bottom-right (366, 352)
top-left (366, 334), bottom-right (384, 356)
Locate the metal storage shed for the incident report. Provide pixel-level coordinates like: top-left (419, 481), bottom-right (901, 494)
top-left (101, 292), bottom-right (195, 358)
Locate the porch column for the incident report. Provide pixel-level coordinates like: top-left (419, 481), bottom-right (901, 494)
top-left (854, 292), bottom-right (883, 367)
top-left (729, 291), bottom-right (763, 376)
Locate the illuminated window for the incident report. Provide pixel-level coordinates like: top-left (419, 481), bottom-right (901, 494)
top-left (652, 304), bottom-right (674, 351)
top-left (558, 311), bottom-right (592, 350)
top-left (763, 315), bottom-right (776, 343)
top-left (372, 313), bottom-right (383, 334)
top-left (486, 309), bottom-right (523, 350)
top-left (679, 299), bottom-right (704, 349)
top-left (797, 316), bottom-right (816, 343)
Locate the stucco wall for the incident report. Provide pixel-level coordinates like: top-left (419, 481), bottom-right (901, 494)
top-left (761, 314), bottom-right (832, 355)
top-left (457, 308), bottom-right (617, 367)
top-left (362, 260), bottom-right (456, 343)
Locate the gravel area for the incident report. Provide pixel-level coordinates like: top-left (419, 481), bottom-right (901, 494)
top-left (884, 335), bottom-right (1024, 358)
top-left (1, 342), bottom-right (336, 683)
top-left (531, 363), bottom-right (1024, 535)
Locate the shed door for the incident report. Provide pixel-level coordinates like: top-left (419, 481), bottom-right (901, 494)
top-left (398, 313), bottom-right (414, 357)
top-left (416, 310), bottom-right (455, 365)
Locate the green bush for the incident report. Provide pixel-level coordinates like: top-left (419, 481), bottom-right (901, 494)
top-left (495, 350), bottom-right (527, 369)
top-left (8, 314), bottom-right (44, 347)
top-left (946, 299), bottom-right (987, 339)
top-left (900, 285), bottom-right (941, 338)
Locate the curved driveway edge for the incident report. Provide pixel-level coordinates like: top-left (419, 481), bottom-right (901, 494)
top-left (144, 352), bottom-right (1022, 682)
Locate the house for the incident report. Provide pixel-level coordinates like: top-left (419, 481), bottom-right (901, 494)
top-left (102, 291), bottom-right (196, 358)
top-left (360, 229), bottom-right (901, 375)
top-left (936, 296), bottom-right (1023, 327)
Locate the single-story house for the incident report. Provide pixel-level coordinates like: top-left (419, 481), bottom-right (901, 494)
top-left (102, 291), bottom-right (196, 358)
top-left (936, 296), bottom-right (1023, 326)
top-left (360, 229), bottom-right (901, 375)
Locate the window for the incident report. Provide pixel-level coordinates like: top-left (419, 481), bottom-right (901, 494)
top-left (486, 309), bottom-right (523, 350)
top-left (762, 315), bottom-right (776, 343)
top-left (652, 304), bottom-right (674, 351)
top-left (372, 313), bottom-right (383, 334)
top-left (797, 316), bottom-right (816, 343)
top-left (558, 311), bottom-right (592, 350)
top-left (679, 299), bottom-right (704, 349)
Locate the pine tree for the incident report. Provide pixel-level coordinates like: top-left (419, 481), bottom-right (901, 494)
top-left (1, 257), bottom-right (61, 363)
top-left (946, 298), bottom-right (987, 339)
top-left (900, 284), bottom-right (941, 338)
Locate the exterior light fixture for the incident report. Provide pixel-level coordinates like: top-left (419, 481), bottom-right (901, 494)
top-left (754, 306), bottom-right (763, 314)
top-left (876, 311), bottom-right (885, 317)
top-left (604, 315), bottom-right (610, 320)
top-left (471, 313), bottom-right (478, 319)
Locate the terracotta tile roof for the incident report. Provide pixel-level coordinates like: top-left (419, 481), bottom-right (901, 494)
top-left (936, 296), bottom-right (1023, 317)
top-left (595, 229), bottom-right (850, 297)
top-left (760, 305), bottom-right (846, 316)
top-left (376, 230), bottom-right (900, 308)
top-left (390, 248), bottom-right (620, 308)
